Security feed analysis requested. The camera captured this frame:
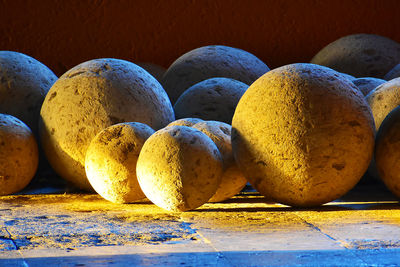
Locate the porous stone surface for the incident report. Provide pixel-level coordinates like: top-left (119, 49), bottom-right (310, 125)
top-left (136, 126), bottom-right (223, 212)
top-left (375, 106), bottom-right (400, 198)
top-left (311, 34), bottom-right (400, 79)
top-left (0, 51), bottom-right (57, 135)
top-left (232, 63), bottom-right (375, 207)
top-left (0, 114), bottom-right (38, 195)
top-left (162, 45), bottom-right (269, 103)
top-left (353, 77), bottom-right (386, 96)
top-left (85, 122), bottom-right (155, 203)
top-left (167, 118), bottom-right (204, 127)
top-left (384, 63), bottom-right (400, 80)
top-left (193, 121), bottom-right (247, 202)
top-left (174, 78), bottom-right (248, 124)
top-left (39, 58), bottom-right (174, 191)
top-left (366, 78), bottom-right (400, 130)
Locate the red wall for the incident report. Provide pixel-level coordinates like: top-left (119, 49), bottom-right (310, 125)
top-left (0, 0), bottom-right (399, 76)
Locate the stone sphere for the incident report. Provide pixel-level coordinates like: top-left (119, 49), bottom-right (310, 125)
top-left (193, 121), bottom-right (247, 202)
top-left (311, 34), bottom-right (400, 79)
top-left (366, 78), bottom-right (400, 130)
top-left (162, 45), bottom-right (269, 103)
top-left (0, 51), bottom-right (57, 135)
top-left (353, 77), bottom-right (386, 96)
top-left (384, 63), bottom-right (400, 80)
top-left (232, 63), bottom-right (375, 207)
top-left (85, 122), bottom-right (155, 203)
top-left (0, 114), bottom-right (38, 195)
top-left (167, 118), bottom-right (204, 127)
top-left (174, 77), bottom-right (248, 124)
top-left (40, 58), bottom-right (174, 191)
top-left (137, 126), bottom-right (223, 212)
top-left (375, 106), bottom-right (400, 198)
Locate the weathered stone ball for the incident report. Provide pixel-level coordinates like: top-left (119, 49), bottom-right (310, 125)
top-left (40, 58), bottom-right (174, 191)
top-left (311, 34), bottom-right (400, 79)
top-left (0, 51), bottom-right (57, 135)
top-left (174, 77), bottom-right (248, 124)
top-left (0, 114), bottom-right (38, 195)
top-left (137, 126), bottom-right (223, 212)
top-left (162, 45), bottom-right (269, 103)
top-left (353, 77), bottom-right (386, 96)
top-left (375, 106), bottom-right (400, 198)
top-left (167, 118), bottom-right (204, 127)
top-left (232, 63), bottom-right (375, 207)
top-left (366, 78), bottom-right (400, 130)
top-left (193, 121), bottom-right (247, 202)
top-left (85, 122), bottom-right (155, 203)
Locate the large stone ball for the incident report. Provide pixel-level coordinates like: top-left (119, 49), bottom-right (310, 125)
top-left (366, 78), bottom-right (400, 130)
top-left (162, 45), bottom-right (269, 103)
top-left (375, 106), bottom-right (400, 198)
top-left (232, 63), bottom-right (375, 207)
top-left (137, 126), bottom-right (223, 212)
top-left (0, 114), bottom-right (38, 195)
top-left (311, 34), bottom-right (400, 79)
top-left (85, 122), bottom-right (155, 203)
top-left (174, 77), bottom-right (248, 124)
top-left (0, 51), bottom-right (57, 136)
top-left (193, 121), bottom-right (247, 202)
top-left (40, 58), bottom-right (174, 191)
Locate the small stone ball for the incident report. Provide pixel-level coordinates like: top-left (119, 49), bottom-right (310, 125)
top-left (137, 126), bottom-right (223, 212)
top-left (85, 122), bottom-right (155, 204)
top-left (311, 34), bottom-right (400, 78)
top-left (193, 121), bottom-right (247, 202)
top-left (0, 51), bottom-right (57, 135)
top-left (366, 78), bottom-right (400, 130)
top-left (384, 63), bottom-right (400, 80)
top-left (375, 106), bottom-right (400, 198)
top-left (232, 63), bottom-right (375, 207)
top-left (167, 118), bottom-right (204, 127)
top-left (174, 77), bottom-right (248, 124)
top-left (353, 77), bottom-right (386, 96)
top-left (40, 58), bottom-right (174, 191)
top-left (0, 114), bottom-right (38, 195)
top-left (162, 45), bottom-right (269, 103)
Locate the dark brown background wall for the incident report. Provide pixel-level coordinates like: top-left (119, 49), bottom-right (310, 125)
top-left (0, 0), bottom-right (399, 76)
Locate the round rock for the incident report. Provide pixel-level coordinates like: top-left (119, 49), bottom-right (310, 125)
top-left (375, 106), bottom-right (400, 198)
top-left (311, 34), bottom-right (400, 79)
top-left (0, 51), bottom-right (57, 135)
top-left (366, 78), bottom-right (400, 130)
top-left (40, 58), bottom-right (174, 191)
top-left (232, 63), bottom-right (375, 207)
top-left (0, 114), bottom-right (39, 195)
top-left (193, 121), bottom-right (247, 202)
top-left (174, 77), bottom-right (248, 124)
top-left (162, 45), bottom-right (269, 103)
top-left (85, 122), bottom-right (155, 203)
top-left (137, 126), bottom-right (223, 212)
top-left (353, 77), bottom-right (386, 96)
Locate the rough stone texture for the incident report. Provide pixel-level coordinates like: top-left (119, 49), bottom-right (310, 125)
top-left (384, 63), bottom-right (400, 80)
top-left (137, 126), bottom-right (223, 212)
top-left (311, 34), bottom-right (400, 79)
top-left (375, 106), bottom-right (400, 198)
top-left (136, 63), bottom-right (166, 83)
top-left (0, 114), bottom-right (38, 195)
top-left (193, 121), bottom-right (247, 202)
top-left (39, 58), bottom-right (175, 191)
top-left (174, 78), bottom-right (248, 124)
top-left (232, 63), bottom-right (375, 207)
top-left (167, 118), bottom-right (204, 127)
top-left (0, 51), bottom-right (57, 136)
top-left (162, 45), bottom-right (269, 103)
top-left (366, 78), bottom-right (400, 130)
top-left (85, 122), bottom-right (155, 204)
top-left (353, 77), bottom-right (386, 96)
